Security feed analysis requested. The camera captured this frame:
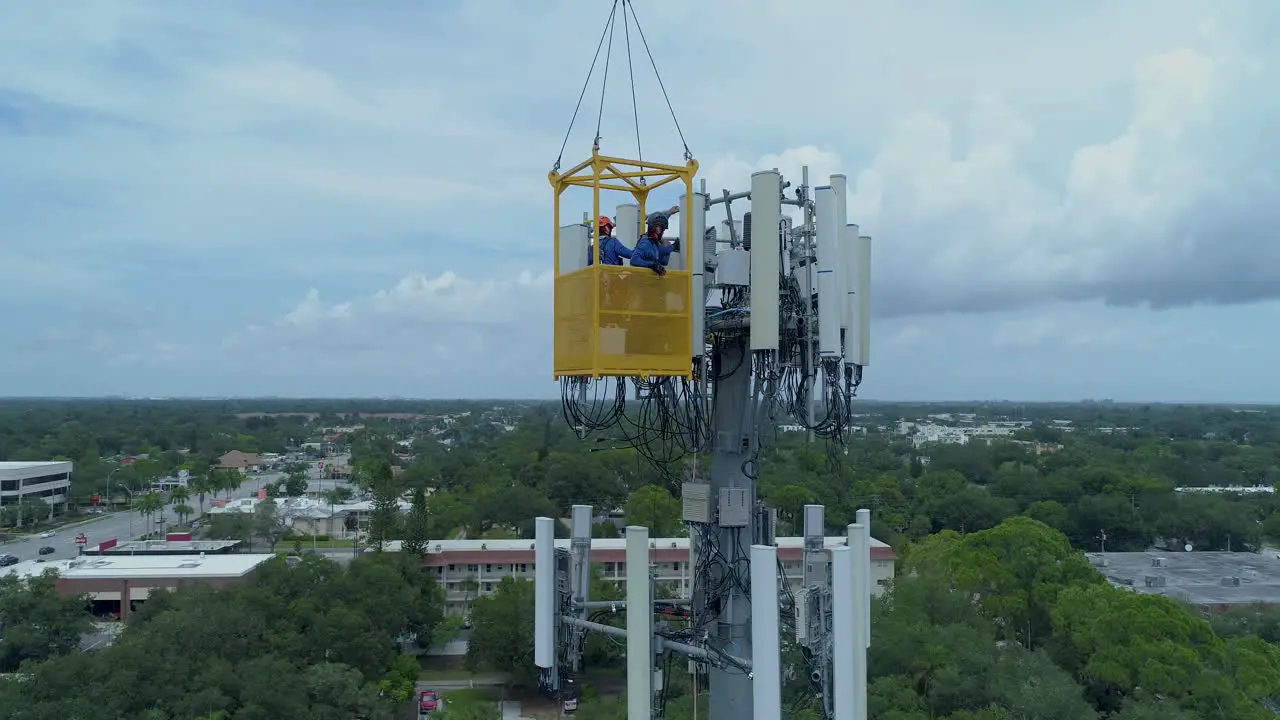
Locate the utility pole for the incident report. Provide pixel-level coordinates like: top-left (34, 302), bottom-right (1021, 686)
top-left (699, 334), bottom-right (757, 720)
top-left (541, 161), bottom-right (873, 720)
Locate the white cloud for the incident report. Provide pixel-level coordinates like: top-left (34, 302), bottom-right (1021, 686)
top-left (1, 0), bottom-right (1277, 398)
top-left (283, 290), bottom-right (352, 327)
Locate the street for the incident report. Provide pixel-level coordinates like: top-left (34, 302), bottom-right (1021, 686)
top-left (2, 456), bottom-right (351, 564)
top-left (413, 679), bottom-right (526, 719)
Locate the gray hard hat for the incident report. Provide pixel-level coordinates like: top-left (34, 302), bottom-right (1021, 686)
top-left (645, 212), bottom-right (670, 231)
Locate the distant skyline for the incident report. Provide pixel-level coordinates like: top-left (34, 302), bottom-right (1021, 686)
top-left (3, 1), bottom-right (1279, 402)
top-left (0, 396), bottom-right (1275, 407)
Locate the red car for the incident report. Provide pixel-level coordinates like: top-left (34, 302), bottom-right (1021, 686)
top-left (419, 690), bottom-right (438, 713)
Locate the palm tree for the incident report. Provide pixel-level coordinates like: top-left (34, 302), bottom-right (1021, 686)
top-left (136, 491), bottom-right (165, 534)
top-left (174, 504), bottom-right (194, 527)
top-left (221, 470), bottom-right (244, 499)
top-left (191, 474), bottom-right (213, 515)
top-left (170, 485), bottom-right (190, 507)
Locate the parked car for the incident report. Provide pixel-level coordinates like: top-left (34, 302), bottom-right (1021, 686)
top-left (419, 689), bottom-right (438, 714)
top-left (0, 554), bottom-right (18, 567)
top-left (39, 530), bottom-right (55, 538)
top-left (38, 546), bottom-right (55, 555)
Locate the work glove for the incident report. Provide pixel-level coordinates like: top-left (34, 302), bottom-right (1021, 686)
top-left (671, 238), bottom-right (681, 253)
top-left (653, 264), bottom-right (666, 276)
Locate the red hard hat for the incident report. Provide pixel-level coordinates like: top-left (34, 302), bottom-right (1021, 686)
top-left (598, 215), bottom-right (615, 231)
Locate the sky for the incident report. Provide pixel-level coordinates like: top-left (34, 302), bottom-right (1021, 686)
top-left (2, 0), bottom-right (1278, 402)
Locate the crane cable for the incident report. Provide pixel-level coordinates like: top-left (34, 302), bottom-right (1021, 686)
top-left (624, 0), bottom-right (692, 161)
top-left (551, 0), bottom-right (692, 174)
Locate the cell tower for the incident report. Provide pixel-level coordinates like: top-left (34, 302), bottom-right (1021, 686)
top-left (537, 2), bottom-right (875, 719)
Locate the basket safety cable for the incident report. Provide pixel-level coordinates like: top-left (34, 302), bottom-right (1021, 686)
top-left (551, 0), bottom-right (693, 173)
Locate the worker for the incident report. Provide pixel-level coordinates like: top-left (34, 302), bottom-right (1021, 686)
top-left (630, 205), bottom-right (681, 275)
top-left (586, 216), bottom-right (633, 266)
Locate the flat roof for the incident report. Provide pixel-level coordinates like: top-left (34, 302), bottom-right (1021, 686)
top-left (2, 553), bottom-right (276, 580)
top-left (1089, 550), bottom-right (1280, 606)
top-left (86, 539), bottom-right (241, 554)
top-left (0, 460), bottom-right (72, 474)
top-left (402, 535), bottom-right (892, 553)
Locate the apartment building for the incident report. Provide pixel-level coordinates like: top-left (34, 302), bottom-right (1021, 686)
top-left (404, 535), bottom-right (898, 617)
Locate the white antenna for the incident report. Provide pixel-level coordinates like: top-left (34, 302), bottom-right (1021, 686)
top-left (533, 517), bottom-right (555, 669)
top-left (750, 544), bottom-right (782, 720)
top-left (625, 526), bottom-right (653, 720)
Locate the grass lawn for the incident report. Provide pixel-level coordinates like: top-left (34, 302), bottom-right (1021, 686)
top-left (418, 668), bottom-right (516, 683)
top-left (440, 688), bottom-right (500, 704)
top-left (417, 668), bottom-right (481, 681)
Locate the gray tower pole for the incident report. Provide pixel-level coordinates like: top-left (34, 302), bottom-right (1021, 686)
top-left (703, 335), bottom-right (758, 720)
top-left (802, 164), bottom-right (817, 445)
top-left (569, 504), bottom-right (593, 674)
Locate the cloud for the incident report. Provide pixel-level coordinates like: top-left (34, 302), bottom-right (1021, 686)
top-left (1, 0), bottom-right (1278, 398)
top-left (214, 271), bottom-right (555, 397)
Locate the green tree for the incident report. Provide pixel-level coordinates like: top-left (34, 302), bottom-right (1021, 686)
top-left (908, 517), bottom-right (1104, 647)
top-left (283, 472), bottom-right (309, 497)
top-left (173, 503), bottom-right (195, 526)
top-left (466, 577), bottom-right (536, 686)
top-left (252, 500), bottom-right (289, 551)
top-left (191, 473), bottom-right (215, 515)
top-left (367, 470), bottom-right (402, 552)
top-left (137, 490), bottom-right (166, 530)
top-left (204, 512), bottom-right (252, 546)
top-left (401, 486), bottom-right (431, 556)
top-left (624, 485), bottom-right (681, 537)
top-left (0, 571), bottom-right (93, 672)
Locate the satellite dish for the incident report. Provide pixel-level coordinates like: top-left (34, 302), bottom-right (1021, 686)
top-left (1184, 543), bottom-right (1193, 552)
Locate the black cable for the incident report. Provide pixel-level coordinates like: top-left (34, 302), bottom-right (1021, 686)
top-left (554, 0), bottom-right (619, 171)
top-left (621, 0), bottom-right (642, 163)
top-left (624, 0), bottom-right (692, 159)
top-left (594, 3), bottom-right (619, 145)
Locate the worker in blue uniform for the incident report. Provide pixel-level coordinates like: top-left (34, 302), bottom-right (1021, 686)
top-left (586, 216), bottom-right (634, 266)
top-left (630, 206), bottom-right (681, 275)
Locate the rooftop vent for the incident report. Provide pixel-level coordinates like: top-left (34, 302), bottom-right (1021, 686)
top-left (177, 559), bottom-right (201, 568)
top-left (1221, 576), bottom-right (1242, 587)
top-left (1143, 575), bottom-right (1167, 588)
top-left (1150, 557), bottom-right (1164, 568)
top-left (480, 543), bottom-right (487, 550)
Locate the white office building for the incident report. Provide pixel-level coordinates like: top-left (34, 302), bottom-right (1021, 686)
top-left (0, 460), bottom-right (73, 508)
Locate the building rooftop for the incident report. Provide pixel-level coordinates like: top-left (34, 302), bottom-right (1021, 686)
top-left (388, 535), bottom-right (893, 554)
top-left (1088, 550), bottom-right (1280, 606)
top-left (0, 461), bottom-right (71, 471)
top-left (209, 496), bottom-right (411, 519)
top-left (2, 553), bottom-right (276, 580)
top-left (84, 539), bottom-right (241, 555)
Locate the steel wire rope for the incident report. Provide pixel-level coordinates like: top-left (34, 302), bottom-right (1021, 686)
top-left (552, 0), bottom-right (620, 172)
top-left (623, 0), bottom-right (692, 159)
top-left (621, 2), bottom-right (643, 165)
top-left (593, 1), bottom-right (619, 145)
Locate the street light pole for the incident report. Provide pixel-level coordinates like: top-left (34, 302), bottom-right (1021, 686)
top-left (117, 484), bottom-right (135, 539)
top-left (104, 467), bottom-right (121, 510)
